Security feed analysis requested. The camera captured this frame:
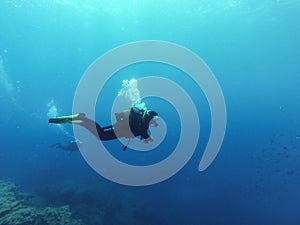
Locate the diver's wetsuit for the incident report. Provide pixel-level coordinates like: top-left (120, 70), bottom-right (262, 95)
top-left (94, 124), bottom-right (117, 140)
top-left (49, 107), bottom-right (157, 141)
top-left (129, 107), bottom-right (155, 139)
top-left (95, 107), bottom-right (156, 140)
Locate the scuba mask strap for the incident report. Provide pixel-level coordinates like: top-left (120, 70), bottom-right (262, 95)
top-left (141, 109), bottom-right (147, 124)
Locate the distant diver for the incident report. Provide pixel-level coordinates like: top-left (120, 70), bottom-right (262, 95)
top-left (50, 140), bottom-right (82, 152)
top-left (48, 106), bottom-right (159, 150)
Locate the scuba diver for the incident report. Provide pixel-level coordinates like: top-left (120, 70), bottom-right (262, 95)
top-left (50, 139), bottom-right (82, 152)
top-left (48, 106), bottom-right (159, 148)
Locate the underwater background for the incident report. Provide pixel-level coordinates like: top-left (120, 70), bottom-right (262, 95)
top-left (0, 0), bottom-right (300, 224)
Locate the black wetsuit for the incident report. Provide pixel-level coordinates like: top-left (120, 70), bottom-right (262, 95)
top-left (96, 107), bottom-right (156, 141)
top-left (129, 107), bottom-right (154, 139)
top-left (95, 124), bottom-right (118, 140)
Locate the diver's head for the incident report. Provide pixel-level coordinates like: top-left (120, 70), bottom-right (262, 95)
top-left (147, 110), bottom-right (159, 127)
top-left (143, 110), bottom-right (158, 126)
top-left (148, 110), bottom-right (158, 117)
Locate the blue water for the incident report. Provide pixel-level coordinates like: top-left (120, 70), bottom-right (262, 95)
top-left (1, 1), bottom-right (300, 224)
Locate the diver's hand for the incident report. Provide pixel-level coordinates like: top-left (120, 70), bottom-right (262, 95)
top-left (149, 119), bottom-right (158, 127)
top-left (143, 136), bottom-right (154, 144)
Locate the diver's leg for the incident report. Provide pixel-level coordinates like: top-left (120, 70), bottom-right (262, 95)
top-left (49, 113), bottom-right (117, 140)
top-left (98, 125), bottom-right (118, 140)
top-left (78, 118), bottom-right (117, 140)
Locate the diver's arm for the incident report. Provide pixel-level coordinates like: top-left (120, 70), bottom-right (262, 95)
top-left (143, 136), bottom-right (154, 144)
top-left (141, 132), bottom-right (150, 140)
top-left (141, 129), bottom-right (154, 143)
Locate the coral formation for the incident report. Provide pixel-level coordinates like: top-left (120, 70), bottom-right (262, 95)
top-left (0, 180), bottom-right (83, 225)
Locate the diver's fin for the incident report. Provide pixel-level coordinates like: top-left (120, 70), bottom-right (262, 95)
top-left (48, 113), bottom-right (86, 124)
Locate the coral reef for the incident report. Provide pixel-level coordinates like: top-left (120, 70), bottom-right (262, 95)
top-left (0, 179), bottom-right (163, 225)
top-left (36, 181), bottom-right (159, 225)
top-left (0, 180), bottom-right (83, 225)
